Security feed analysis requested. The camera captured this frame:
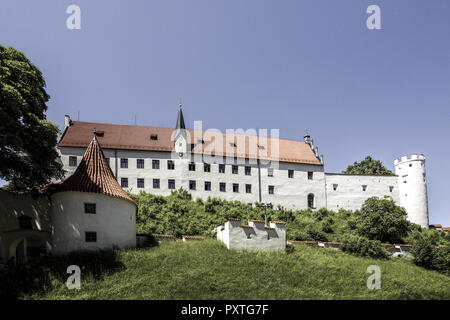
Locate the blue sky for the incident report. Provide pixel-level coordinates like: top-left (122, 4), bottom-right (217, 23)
top-left (1, 0), bottom-right (449, 226)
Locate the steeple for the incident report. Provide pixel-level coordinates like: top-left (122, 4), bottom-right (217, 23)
top-left (176, 103), bottom-right (186, 130)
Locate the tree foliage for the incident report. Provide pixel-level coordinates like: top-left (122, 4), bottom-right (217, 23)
top-left (0, 45), bottom-right (63, 190)
top-left (354, 197), bottom-right (410, 243)
top-left (342, 156), bottom-right (394, 175)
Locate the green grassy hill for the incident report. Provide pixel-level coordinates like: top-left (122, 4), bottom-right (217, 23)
top-left (24, 240), bottom-right (450, 300)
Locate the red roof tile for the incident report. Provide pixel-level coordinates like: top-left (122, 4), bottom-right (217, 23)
top-left (56, 135), bottom-right (137, 207)
top-left (58, 121), bottom-right (322, 165)
top-left (270, 221), bottom-right (287, 224)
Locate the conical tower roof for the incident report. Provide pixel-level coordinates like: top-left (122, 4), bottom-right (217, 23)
top-left (175, 103), bottom-right (186, 130)
top-left (57, 135), bottom-right (136, 206)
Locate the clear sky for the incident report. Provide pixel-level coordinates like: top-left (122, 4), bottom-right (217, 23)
top-left (1, 0), bottom-right (449, 226)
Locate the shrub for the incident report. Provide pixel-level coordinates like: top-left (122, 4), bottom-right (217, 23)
top-left (411, 234), bottom-right (449, 274)
top-left (340, 235), bottom-right (390, 259)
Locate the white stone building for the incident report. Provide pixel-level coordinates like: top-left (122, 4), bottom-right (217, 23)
top-left (56, 107), bottom-right (429, 228)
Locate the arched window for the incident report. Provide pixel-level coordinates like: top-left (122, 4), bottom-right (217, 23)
top-left (307, 194), bottom-right (315, 209)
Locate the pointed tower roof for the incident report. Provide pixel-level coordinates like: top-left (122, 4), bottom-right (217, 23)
top-left (175, 103), bottom-right (186, 130)
top-left (56, 134), bottom-right (136, 206)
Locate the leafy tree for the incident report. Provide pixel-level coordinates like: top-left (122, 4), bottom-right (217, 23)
top-left (410, 232), bottom-right (449, 274)
top-left (0, 45), bottom-right (63, 190)
top-left (354, 197), bottom-right (410, 243)
top-left (340, 234), bottom-right (390, 259)
top-left (342, 156), bottom-right (394, 175)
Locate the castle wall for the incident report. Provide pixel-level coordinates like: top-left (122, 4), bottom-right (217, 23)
top-left (51, 192), bottom-right (136, 254)
top-left (325, 174), bottom-right (400, 211)
top-left (215, 219), bottom-right (286, 251)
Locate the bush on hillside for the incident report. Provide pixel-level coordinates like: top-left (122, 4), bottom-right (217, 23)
top-left (340, 235), bottom-right (390, 259)
top-left (411, 233), bottom-right (450, 274)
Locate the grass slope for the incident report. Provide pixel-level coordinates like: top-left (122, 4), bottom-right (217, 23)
top-left (25, 240), bottom-right (450, 300)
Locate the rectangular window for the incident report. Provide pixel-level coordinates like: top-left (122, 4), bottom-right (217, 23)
top-left (268, 185), bottom-right (274, 194)
top-left (268, 168), bottom-right (274, 177)
top-left (121, 178), bottom-right (128, 188)
top-left (84, 203), bottom-right (96, 214)
top-left (205, 181), bottom-right (211, 191)
top-left (308, 171), bottom-right (313, 180)
top-left (219, 164), bottom-right (225, 173)
top-left (245, 166), bottom-right (251, 176)
top-left (150, 134), bottom-right (158, 140)
top-left (288, 170), bottom-right (294, 178)
top-left (232, 165), bottom-right (238, 174)
top-left (189, 162), bottom-right (196, 171)
top-left (389, 186), bottom-right (394, 192)
top-left (120, 158), bottom-right (128, 168)
top-left (69, 156), bottom-right (77, 167)
top-left (220, 182), bottom-right (226, 192)
top-left (137, 178), bottom-right (145, 188)
top-left (245, 184), bottom-right (252, 193)
top-left (333, 184), bottom-right (338, 191)
top-left (204, 163), bottom-right (211, 173)
top-left (233, 183), bottom-right (239, 193)
top-left (85, 232), bottom-right (97, 243)
top-left (362, 185), bottom-right (367, 191)
top-left (137, 159), bottom-right (145, 169)
top-left (189, 180), bottom-right (196, 190)
top-left (167, 160), bottom-right (175, 170)
top-left (152, 159), bottom-right (160, 169)
top-left (153, 179), bottom-right (160, 189)
top-left (168, 179), bottom-right (176, 189)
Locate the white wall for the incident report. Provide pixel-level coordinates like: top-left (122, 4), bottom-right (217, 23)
top-left (51, 192), bottom-right (136, 254)
top-left (215, 220), bottom-right (286, 251)
top-left (58, 147), bottom-right (325, 210)
top-left (325, 174), bottom-right (400, 211)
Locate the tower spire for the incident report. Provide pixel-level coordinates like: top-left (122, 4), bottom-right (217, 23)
top-left (176, 101), bottom-right (186, 130)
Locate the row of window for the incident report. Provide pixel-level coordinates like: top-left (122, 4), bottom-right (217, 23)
top-left (120, 178), bottom-right (276, 194)
top-left (69, 156), bottom-right (315, 179)
top-left (331, 184), bottom-right (394, 192)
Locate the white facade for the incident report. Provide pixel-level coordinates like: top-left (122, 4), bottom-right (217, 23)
top-left (51, 191), bottom-right (136, 254)
top-left (215, 219), bottom-right (286, 251)
top-left (394, 154), bottom-right (429, 228)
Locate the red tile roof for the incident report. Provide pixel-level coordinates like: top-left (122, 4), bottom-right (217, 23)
top-left (58, 121), bottom-right (322, 165)
top-left (429, 224), bottom-right (442, 228)
top-left (152, 234), bottom-right (175, 238)
top-left (183, 235), bottom-right (206, 240)
top-left (270, 221), bottom-right (287, 224)
top-left (55, 135), bottom-right (137, 207)
top-left (248, 219), bottom-right (265, 223)
top-left (443, 227), bottom-right (450, 231)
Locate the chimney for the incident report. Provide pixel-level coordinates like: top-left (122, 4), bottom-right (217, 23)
top-left (64, 115), bottom-right (72, 130)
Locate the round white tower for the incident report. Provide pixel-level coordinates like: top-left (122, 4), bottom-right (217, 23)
top-left (394, 154), bottom-right (429, 228)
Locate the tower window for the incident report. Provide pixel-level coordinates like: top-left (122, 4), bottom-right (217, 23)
top-left (69, 156), bottom-right (77, 167)
top-left (121, 178), bottom-right (128, 188)
top-left (153, 179), bottom-right (160, 189)
top-left (220, 182), bottom-right (226, 192)
top-left (268, 185), bottom-right (274, 194)
top-left (137, 159), bottom-right (145, 169)
top-left (219, 164), bottom-right (225, 173)
top-left (246, 184), bottom-right (252, 193)
top-left (362, 185), bottom-right (367, 191)
top-left (204, 163), bottom-right (211, 173)
top-left (307, 194), bottom-right (315, 209)
top-left (288, 170), bottom-right (294, 178)
top-left (18, 216), bottom-right (32, 229)
top-left (233, 183), bottom-right (239, 193)
top-left (120, 158), bottom-right (128, 168)
top-left (389, 186), bottom-right (394, 192)
top-left (152, 160), bottom-right (160, 169)
top-left (85, 232), bottom-right (97, 243)
top-left (189, 162), bottom-right (196, 171)
top-left (409, 163), bottom-right (412, 167)
top-left (308, 172), bottom-right (313, 180)
top-left (167, 160), bottom-right (175, 170)
top-left (137, 178), bottom-right (145, 188)
top-left (333, 184), bottom-right (338, 191)
top-left (205, 181), bottom-right (211, 191)
top-left (84, 203), bottom-right (96, 214)
top-left (189, 180), bottom-right (196, 190)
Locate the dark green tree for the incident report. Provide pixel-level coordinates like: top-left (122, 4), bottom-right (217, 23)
top-left (342, 156), bottom-right (394, 175)
top-left (354, 197), bottom-right (410, 243)
top-left (0, 45), bottom-right (63, 190)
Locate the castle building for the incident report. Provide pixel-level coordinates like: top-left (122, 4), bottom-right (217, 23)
top-left (56, 107), bottom-right (430, 228)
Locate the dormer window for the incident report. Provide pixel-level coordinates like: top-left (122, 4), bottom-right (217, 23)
top-left (150, 134), bottom-right (158, 141)
top-left (95, 131), bottom-right (104, 137)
